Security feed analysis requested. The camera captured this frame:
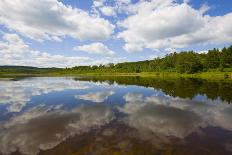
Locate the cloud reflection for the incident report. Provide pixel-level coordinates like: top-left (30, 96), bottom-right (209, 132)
top-left (0, 78), bottom-right (232, 154)
top-left (120, 93), bottom-right (232, 143)
top-left (0, 104), bottom-right (115, 155)
top-left (76, 90), bottom-right (115, 103)
top-left (0, 77), bottom-right (90, 112)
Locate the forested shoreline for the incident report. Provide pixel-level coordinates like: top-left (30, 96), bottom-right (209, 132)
top-left (66, 45), bottom-right (232, 74)
top-left (0, 45), bottom-right (232, 75)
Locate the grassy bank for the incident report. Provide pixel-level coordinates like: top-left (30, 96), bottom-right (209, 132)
top-left (73, 71), bottom-right (232, 80)
top-left (1, 71), bottom-right (231, 80)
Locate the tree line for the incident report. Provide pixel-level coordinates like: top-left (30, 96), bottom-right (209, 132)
top-left (66, 45), bottom-right (232, 74)
top-left (1, 45), bottom-right (231, 75)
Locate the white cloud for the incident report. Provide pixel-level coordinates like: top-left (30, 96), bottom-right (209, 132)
top-left (76, 91), bottom-right (115, 103)
top-left (123, 43), bottom-right (143, 53)
top-left (92, 0), bottom-right (131, 17)
top-left (100, 6), bottom-right (116, 16)
top-left (118, 0), bottom-right (232, 52)
top-left (89, 56), bottom-right (127, 66)
top-left (0, 0), bottom-right (231, 66)
top-left (74, 42), bottom-right (115, 56)
top-left (116, 0), bottom-right (131, 4)
top-left (0, 33), bottom-right (126, 67)
top-left (3, 33), bottom-right (24, 44)
top-left (0, 0), bottom-right (114, 41)
top-left (165, 47), bottom-right (177, 53)
top-left (195, 50), bottom-right (208, 54)
top-left (93, 0), bottom-right (105, 7)
top-left (183, 0), bottom-right (190, 4)
top-left (199, 3), bottom-right (210, 14)
top-left (0, 33), bottom-right (91, 67)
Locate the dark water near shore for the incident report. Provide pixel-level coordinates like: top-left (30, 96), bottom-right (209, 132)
top-left (0, 76), bottom-right (232, 155)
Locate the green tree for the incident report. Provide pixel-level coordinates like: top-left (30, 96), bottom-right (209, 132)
top-left (221, 46), bottom-right (232, 68)
top-left (175, 52), bottom-right (203, 73)
top-left (206, 48), bottom-right (220, 68)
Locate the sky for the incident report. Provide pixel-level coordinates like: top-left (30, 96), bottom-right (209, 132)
top-left (0, 0), bottom-right (231, 68)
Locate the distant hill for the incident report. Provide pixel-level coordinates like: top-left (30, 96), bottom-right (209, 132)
top-left (0, 66), bottom-right (60, 74)
top-left (0, 66), bottom-right (59, 69)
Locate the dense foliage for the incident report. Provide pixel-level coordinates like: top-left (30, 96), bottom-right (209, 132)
top-left (0, 66), bottom-right (60, 75)
top-left (67, 45), bottom-right (232, 74)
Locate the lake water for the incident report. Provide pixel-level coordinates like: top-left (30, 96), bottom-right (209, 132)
top-left (0, 76), bottom-right (232, 155)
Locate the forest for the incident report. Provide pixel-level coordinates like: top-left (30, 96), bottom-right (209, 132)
top-left (66, 45), bottom-right (232, 74)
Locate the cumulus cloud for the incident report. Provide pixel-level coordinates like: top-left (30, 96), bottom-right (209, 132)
top-left (118, 0), bottom-right (232, 52)
top-left (0, 0), bottom-right (232, 66)
top-left (76, 91), bottom-right (115, 103)
top-left (93, 0), bottom-right (131, 17)
top-left (0, 0), bottom-right (114, 41)
top-left (0, 33), bottom-right (126, 67)
top-left (0, 33), bottom-right (103, 67)
top-left (165, 47), bottom-right (177, 53)
top-left (93, 0), bottom-right (105, 8)
top-left (100, 6), bottom-right (117, 16)
top-left (123, 43), bottom-right (143, 53)
top-left (73, 42), bottom-right (115, 56)
top-left (116, 0), bottom-right (131, 4)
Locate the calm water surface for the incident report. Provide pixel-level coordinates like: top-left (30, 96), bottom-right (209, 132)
top-left (0, 76), bottom-right (232, 155)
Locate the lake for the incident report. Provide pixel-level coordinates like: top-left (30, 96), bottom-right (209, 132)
top-left (0, 76), bottom-right (232, 155)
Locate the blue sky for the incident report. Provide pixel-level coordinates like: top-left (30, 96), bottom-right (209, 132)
top-left (0, 0), bottom-right (231, 67)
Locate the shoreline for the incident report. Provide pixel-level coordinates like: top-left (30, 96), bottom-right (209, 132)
top-left (0, 71), bottom-right (232, 80)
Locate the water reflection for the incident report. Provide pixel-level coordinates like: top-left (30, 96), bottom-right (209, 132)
top-left (0, 77), bottom-right (232, 155)
top-left (0, 104), bottom-right (114, 155)
top-left (76, 91), bottom-right (115, 103)
top-left (76, 76), bottom-right (232, 103)
top-left (120, 93), bottom-right (232, 142)
top-left (0, 77), bottom-right (89, 112)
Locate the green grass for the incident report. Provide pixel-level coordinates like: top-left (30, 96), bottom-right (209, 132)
top-left (83, 72), bottom-right (232, 80)
top-left (1, 70), bottom-right (232, 80)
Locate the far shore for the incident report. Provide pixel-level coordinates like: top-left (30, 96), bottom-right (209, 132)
top-left (0, 71), bottom-right (232, 80)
